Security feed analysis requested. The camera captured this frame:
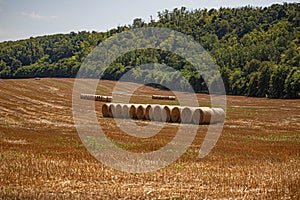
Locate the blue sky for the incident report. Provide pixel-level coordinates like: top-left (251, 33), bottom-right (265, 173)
top-left (0, 0), bottom-right (297, 42)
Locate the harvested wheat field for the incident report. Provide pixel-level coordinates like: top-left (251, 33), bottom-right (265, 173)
top-left (0, 78), bottom-right (299, 199)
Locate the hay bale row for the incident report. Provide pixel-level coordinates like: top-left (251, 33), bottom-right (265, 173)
top-left (80, 94), bottom-right (112, 102)
top-left (102, 103), bottom-right (112, 117)
top-left (152, 95), bottom-right (176, 100)
top-left (149, 105), bottom-right (164, 122)
top-left (102, 103), bottom-right (225, 124)
top-left (136, 104), bottom-right (151, 120)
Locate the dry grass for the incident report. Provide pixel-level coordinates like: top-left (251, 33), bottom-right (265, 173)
top-left (0, 78), bottom-right (299, 199)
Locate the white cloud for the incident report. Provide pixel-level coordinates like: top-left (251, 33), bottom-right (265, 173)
top-left (21, 11), bottom-right (58, 20)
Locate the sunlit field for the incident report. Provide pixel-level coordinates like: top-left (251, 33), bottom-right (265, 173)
top-left (0, 78), bottom-right (299, 199)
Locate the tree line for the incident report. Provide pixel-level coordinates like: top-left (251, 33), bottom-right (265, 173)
top-left (0, 3), bottom-right (299, 98)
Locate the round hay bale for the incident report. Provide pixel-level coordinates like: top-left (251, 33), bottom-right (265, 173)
top-left (144, 105), bottom-right (151, 120)
top-left (114, 103), bottom-right (123, 118)
top-left (152, 95), bottom-right (176, 100)
top-left (169, 106), bottom-right (181, 123)
top-left (211, 108), bottom-right (225, 124)
top-left (162, 106), bottom-right (171, 122)
top-left (122, 104), bottom-right (130, 119)
top-left (89, 95), bottom-right (93, 100)
top-left (108, 104), bottom-right (113, 117)
top-left (102, 103), bottom-right (112, 117)
top-left (110, 104), bottom-right (118, 118)
top-left (149, 105), bottom-right (163, 122)
top-left (168, 96), bottom-right (176, 100)
top-left (136, 104), bottom-right (150, 120)
top-left (95, 95), bottom-right (101, 101)
top-left (192, 108), bottom-right (201, 125)
top-left (129, 104), bottom-right (137, 119)
top-left (106, 96), bottom-right (112, 102)
top-left (199, 107), bottom-right (213, 124)
top-left (152, 95), bottom-right (161, 100)
top-left (160, 105), bottom-right (168, 122)
top-left (136, 104), bottom-right (146, 120)
top-left (101, 96), bottom-right (107, 102)
top-left (180, 107), bottom-right (193, 124)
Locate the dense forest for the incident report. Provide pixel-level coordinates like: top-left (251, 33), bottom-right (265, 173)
top-left (0, 3), bottom-right (299, 98)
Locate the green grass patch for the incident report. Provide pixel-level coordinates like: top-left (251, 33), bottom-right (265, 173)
top-left (174, 164), bottom-right (184, 171)
top-left (83, 136), bottom-right (144, 151)
top-left (262, 133), bottom-right (300, 143)
top-left (114, 141), bottom-right (144, 150)
top-left (55, 136), bottom-right (83, 148)
top-left (96, 85), bottom-right (110, 95)
top-left (83, 136), bottom-right (109, 150)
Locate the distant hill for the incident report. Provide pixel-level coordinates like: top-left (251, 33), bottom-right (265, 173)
top-left (0, 3), bottom-right (299, 98)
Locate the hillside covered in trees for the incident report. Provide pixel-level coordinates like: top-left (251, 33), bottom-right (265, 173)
top-left (0, 3), bottom-right (299, 98)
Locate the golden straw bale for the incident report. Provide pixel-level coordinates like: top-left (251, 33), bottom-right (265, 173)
top-left (162, 106), bottom-right (171, 122)
top-left (149, 105), bottom-right (163, 122)
top-left (211, 108), bottom-right (225, 124)
top-left (102, 103), bottom-right (112, 117)
top-left (199, 107), bottom-right (213, 124)
top-left (122, 104), bottom-right (130, 119)
top-left (152, 95), bottom-right (176, 100)
top-left (180, 107), bottom-right (193, 124)
top-left (129, 104), bottom-right (138, 119)
top-left (169, 106), bottom-right (181, 123)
